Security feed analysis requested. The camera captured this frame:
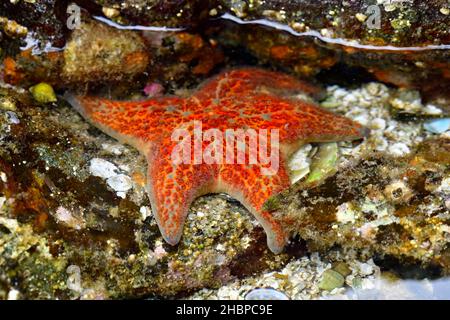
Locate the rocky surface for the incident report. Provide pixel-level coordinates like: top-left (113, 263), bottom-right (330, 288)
top-left (1, 1), bottom-right (449, 96)
top-left (0, 0), bottom-right (449, 300)
top-left (92, 0), bottom-right (215, 27)
top-left (222, 0), bottom-right (449, 47)
top-left (0, 77), bottom-right (449, 299)
top-left (211, 1), bottom-right (450, 101)
top-left (0, 84), bottom-right (293, 299)
top-left (2, 17), bottom-right (224, 91)
top-left (275, 83), bottom-right (450, 273)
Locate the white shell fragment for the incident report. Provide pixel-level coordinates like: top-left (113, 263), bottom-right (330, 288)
top-left (6, 111), bottom-right (20, 124)
top-left (288, 144), bottom-right (312, 184)
top-left (107, 174), bottom-right (132, 192)
top-left (89, 158), bottom-right (119, 179)
top-left (245, 288), bottom-right (289, 300)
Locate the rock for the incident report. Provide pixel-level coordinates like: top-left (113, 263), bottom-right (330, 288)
top-left (333, 262), bottom-right (352, 278)
top-left (220, 0), bottom-right (449, 47)
top-left (62, 20), bottom-right (149, 84)
top-left (92, 0), bottom-right (215, 28)
top-left (0, 0), bottom-right (66, 48)
top-left (3, 21), bottom-right (223, 91)
top-left (211, 0), bottom-right (450, 98)
top-left (3, 0), bottom-right (447, 99)
top-left (318, 269), bottom-right (345, 291)
top-left (89, 158), bottom-right (120, 180)
top-left (276, 139), bottom-right (450, 273)
top-left (245, 288), bottom-right (289, 300)
top-left (0, 16), bottom-right (27, 39)
top-left (4, 19), bottom-right (150, 88)
top-left (424, 118), bottom-right (450, 134)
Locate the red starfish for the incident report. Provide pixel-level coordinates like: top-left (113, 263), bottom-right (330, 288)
top-left (65, 68), bottom-right (367, 253)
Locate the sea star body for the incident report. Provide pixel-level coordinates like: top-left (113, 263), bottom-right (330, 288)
top-left (65, 68), bottom-right (367, 253)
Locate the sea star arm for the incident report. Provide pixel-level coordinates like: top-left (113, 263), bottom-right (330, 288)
top-left (146, 144), bottom-right (219, 245)
top-left (193, 68), bottom-right (321, 101)
top-left (289, 104), bottom-right (369, 144)
top-left (216, 161), bottom-right (291, 254)
top-left (64, 93), bottom-right (184, 154)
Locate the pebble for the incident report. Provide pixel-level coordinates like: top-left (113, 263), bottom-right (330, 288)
top-left (441, 131), bottom-right (450, 139)
top-left (387, 142), bottom-right (410, 157)
top-left (335, 202), bottom-right (357, 224)
top-left (0, 97), bottom-right (16, 111)
top-left (54, 206), bottom-right (85, 230)
top-left (89, 158), bottom-right (132, 197)
top-left (89, 158), bottom-right (119, 179)
top-left (440, 7), bottom-right (450, 15)
top-left (5, 111), bottom-right (19, 124)
top-left (101, 143), bottom-right (124, 155)
top-left (423, 118), bottom-right (450, 134)
top-left (437, 177), bottom-right (450, 194)
top-left (0, 17), bottom-right (27, 38)
top-left (358, 262), bottom-right (375, 276)
top-left (319, 269), bottom-right (345, 291)
top-left (7, 289), bottom-right (20, 300)
top-left (102, 7), bottom-right (120, 18)
top-left (445, 198), bottom-right (450, 210)
top-left (0, 217), bottom-right (19, 232)
top-left (355, 13), bottom-right (367, 22)
top-left (140, 206), bottom-right (152, 220)
top-left (422, 104), bottom-right (443, 115)
top-left (369, 118), bottom-right (386, 131)
top-left (107, 174), bottom-right (132, 192)
top-left (245, 288), bottom-right (289, 300)
top-left (390, 90), bottom-right (422, 113)
top-left (333, 262), bottom-right (352, 277)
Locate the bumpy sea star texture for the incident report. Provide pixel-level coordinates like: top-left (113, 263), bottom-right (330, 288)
top-left (65, 68), bottom-right (367, 253)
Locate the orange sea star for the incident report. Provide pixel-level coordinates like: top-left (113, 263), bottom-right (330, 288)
top-left (65, 68), bottom-right (368, 253)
